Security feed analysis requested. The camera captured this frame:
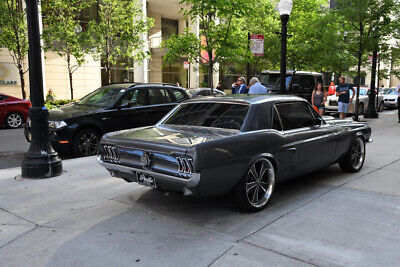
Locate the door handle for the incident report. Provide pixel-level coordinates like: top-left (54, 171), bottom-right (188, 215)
top-left (287, 147), bottom-right (296, 152)
top-left (101, 117), bottom-right (111, 121)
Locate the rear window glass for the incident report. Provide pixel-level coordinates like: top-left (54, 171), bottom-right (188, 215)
top-left (163, 103), bottom-right (249, 130)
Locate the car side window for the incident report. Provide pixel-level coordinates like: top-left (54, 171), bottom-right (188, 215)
top-left (149, 88), bottom-right (173, 105)
top-left (271, 106), bottom-right (283, 131)
top-left (275, 102), bottom-right (316, 130)
top-left (0, 95), bottom-right (4, 101)
top-left (120, 89), bottom-right (146, 107)
top-left (172, 89), bottom-right (186, 101)
top-left (301, 75), bottom-right (315, 89)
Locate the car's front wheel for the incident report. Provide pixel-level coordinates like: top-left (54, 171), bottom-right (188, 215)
top-left (5, 113), bottom-right (23, 128)
top-left (339, 137), bottom-right (366, 173)
top-left (378, 101), bottom-right (384, 112)
top-left (234, 158), bottom-right (275, 212)
top-left (73, 128), bottom-right (100, 157)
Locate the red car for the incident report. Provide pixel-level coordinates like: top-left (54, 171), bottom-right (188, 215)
top-left (0, 93), bottom-right (31, 128)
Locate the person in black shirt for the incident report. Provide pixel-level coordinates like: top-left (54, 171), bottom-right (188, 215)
top-left (336, 76), bottom-right (355, 119)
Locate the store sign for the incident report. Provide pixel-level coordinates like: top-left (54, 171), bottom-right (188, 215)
top-left (250, 34), bottom-right (264, 56)
top-left (0, 63), bottom-right (19, 85)
top-left (183, 61), bottom-right (190, 69)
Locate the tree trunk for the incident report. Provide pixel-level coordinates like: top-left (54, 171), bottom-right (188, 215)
top-left (66, 53), bottom-right (74, 100)
top-left (18, 67), bottom-right (27, 99)
top-left (208, 51), bottom-right (213, 92)
top-left (354, 53), bottom-right (362, 121)
top-left (106, 65), bottom-right (112, 84)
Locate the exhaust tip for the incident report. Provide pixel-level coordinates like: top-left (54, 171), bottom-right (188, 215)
top-left (182, 187), bottom-right (193, 196)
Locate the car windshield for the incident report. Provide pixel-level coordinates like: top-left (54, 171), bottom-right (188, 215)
top-left (79, 85), bottom-right (129, 107)
top-left (185, 89), bottom-right (197, 97)
top-left (383, 89), bottom-right (396, 95)
top-left (163, 102), bottom-right (250, 130)
top-left (259, 73), bottom-right (291, 89)
top-left (350, 88), bottom-right (367, 96)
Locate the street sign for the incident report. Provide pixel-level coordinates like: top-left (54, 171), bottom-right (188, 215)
top-left (183, 61), bottom-right (190, 69)
top-left (250, 34), bottom-right (264, 56)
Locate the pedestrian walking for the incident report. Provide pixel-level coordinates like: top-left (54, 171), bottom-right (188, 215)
top-left (232, 77), bottom-right (248, 94)
top-left (336, 76), bottom-right (355, 119)
top-left (397, 84), bottom-right (400, 123)
top-left (216, 82), bottom-right (223, 91)
top-left (248, 77), bottom-right (267, 94)
top-left (328, 81), bottom-right (336, 95)
top-left (311, 82), bottom-right (327, 116)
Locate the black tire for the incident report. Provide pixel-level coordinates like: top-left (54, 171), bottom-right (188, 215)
top-left (233, 158), bottom-right (275, 212)
top-left (5, 113), bottom-right (23, 128)
top-left (358, 104), bottom-right (364, 115)
top-left (339, 137), bottom-right (366, 173)
top-left (378, 102), bottom-right (384, 112)
top-left (72, 128), bottom-right (100, 157)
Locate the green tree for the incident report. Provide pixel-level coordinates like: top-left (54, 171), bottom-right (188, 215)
top-left (0, 0), bottom-right (28, 99)
top-left (89, 0), bottom-right (153, 84)
top-left (42, 0), bottom-right (95, 100)
top-left (163, 0), bottom-right (258, 88)
top-left (335, 0), bottom-right (398, 120)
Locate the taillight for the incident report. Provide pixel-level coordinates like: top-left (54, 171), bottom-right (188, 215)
top-left (176, 157), bottom-right (194, 174)
top-left (102, 145), bottom-right (120, 163)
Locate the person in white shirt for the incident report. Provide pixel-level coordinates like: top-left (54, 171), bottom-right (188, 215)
top-left (248, 77), bottom-right (268, 94)
top-left (397, 84), bottom-right (400, 123)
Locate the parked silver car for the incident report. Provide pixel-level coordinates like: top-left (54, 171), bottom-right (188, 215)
top-left (383, 88), bottom-right (398, 108)
top-left (186, 88), bottom-right (226, 98)
top-left (325, 87), bottom-right (384, 115)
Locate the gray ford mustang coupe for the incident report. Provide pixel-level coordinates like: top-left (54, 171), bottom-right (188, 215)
top-left (97, 95), bottom-right (371, 211)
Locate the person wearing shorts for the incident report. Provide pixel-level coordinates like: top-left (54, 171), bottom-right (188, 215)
top-left (336, 77), bottom-right (355, 119)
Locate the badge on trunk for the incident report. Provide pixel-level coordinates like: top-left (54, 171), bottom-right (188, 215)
top-left (141, 152), bottom-right (152, 167)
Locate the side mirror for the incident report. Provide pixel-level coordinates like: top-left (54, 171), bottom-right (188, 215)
top-left (315, 117), bottom-right (324, 126)
top-left (120, 102), bottom-right (132, 109)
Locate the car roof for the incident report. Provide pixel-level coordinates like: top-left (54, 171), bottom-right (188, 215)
top-left (183, 94), bottom-right (306, 105)
top-left (106, 82), bottom-right (182, 89)
top-left (261, 70), bottom-right (323, 76)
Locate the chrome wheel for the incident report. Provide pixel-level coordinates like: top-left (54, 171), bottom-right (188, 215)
top-left (77, 132), bottom-right (99, 156)
top-left (6, 113), bottom-right (22, 128)
top-left (245, 158), bottom-right (275, 208)
top-left (350, 138), bottom-right (365, 170)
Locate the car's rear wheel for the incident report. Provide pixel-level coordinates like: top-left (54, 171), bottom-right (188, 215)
top-left (234, 158), bottom-right (275, 212)
top-left (73, 128), bottom-right (100, 157)
top-left (358, 103), bottom-right (364, 115)
top-left (339, 137), bottom-right (366, 173)
top-left (5, 113), bottom-right (23, 128)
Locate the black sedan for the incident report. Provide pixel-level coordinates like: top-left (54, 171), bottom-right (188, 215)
top-left (25, 83), bottom-right (189, 157)
top-left (97, 95), bottom-right (371, 211)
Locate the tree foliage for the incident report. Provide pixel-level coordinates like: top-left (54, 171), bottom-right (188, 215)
top-left (42, 0), bottom-right (96, 100)
top-left (163, 0), bottom-right (259, 88)
top-left (0, 0), bottom-right (29, 99)
top-left (335, 0), bottom-right (398, 120)
top-left (89, 0), bottom-right (153, 84)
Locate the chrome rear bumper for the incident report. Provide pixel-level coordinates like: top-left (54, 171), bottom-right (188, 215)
top-left (97, 158), bottom-right (201, 195)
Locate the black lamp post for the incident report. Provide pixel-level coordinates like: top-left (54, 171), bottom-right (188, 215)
top-left (364, 48), bottom-right (379, 118)
top-left (279, 0), bottom-right (293, 94)
top-left (21, 0), bottom-right (62, 178)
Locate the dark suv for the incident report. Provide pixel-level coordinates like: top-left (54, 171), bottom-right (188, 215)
top-left (259, 71), bottom-right (323, 102)
top-left (25, 83), bottom-right (190, 157)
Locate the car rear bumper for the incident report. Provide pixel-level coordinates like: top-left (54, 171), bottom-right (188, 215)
top-left (98, 158), bottom-right (201, 196)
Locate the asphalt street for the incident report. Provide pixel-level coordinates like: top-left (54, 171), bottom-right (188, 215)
top-left (0, 127), bottom-right (29, 170)
top-left (0, 110), bottom-right (399, 266)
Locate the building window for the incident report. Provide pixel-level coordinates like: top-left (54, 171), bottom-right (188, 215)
top-left (162, 59), bottom-right (188, 88)
top-left (162, 18), bottom-right (178, 40)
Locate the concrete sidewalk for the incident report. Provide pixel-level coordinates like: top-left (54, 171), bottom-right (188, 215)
top-left (1, 113), bottom-right (400, 267)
